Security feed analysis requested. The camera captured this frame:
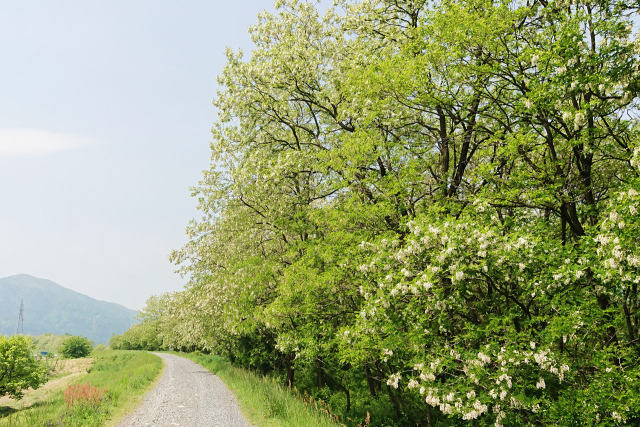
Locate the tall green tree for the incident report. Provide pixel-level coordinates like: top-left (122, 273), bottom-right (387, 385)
top-left (127, 0), bottom-right (640, 424)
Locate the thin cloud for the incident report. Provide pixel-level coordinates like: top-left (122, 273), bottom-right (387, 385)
top-left (0, 129), bottom-right (90, 157)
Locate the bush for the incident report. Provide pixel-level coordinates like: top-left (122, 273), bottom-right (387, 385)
top-left (0, 335), bottom-right (48, 399)
top-left (60, 336), bottom-right (93, 359)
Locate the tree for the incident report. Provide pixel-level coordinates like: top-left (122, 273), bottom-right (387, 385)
top-left (0, 335), bottom-right (47, 400)
top-left (60, 336), bottom-right (93, 359)
top-left (124, 0), bottom-right (639, 424)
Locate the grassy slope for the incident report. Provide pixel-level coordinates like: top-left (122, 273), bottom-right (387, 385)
top-left (173, 352), bottom-right (338, 427)
top-left (0, 350), bottom-right (162, 427)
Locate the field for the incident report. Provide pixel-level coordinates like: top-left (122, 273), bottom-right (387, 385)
top-left (28, 333), bottom-right (69, 355)
top-left (0, 350), bottom-right (162, 427)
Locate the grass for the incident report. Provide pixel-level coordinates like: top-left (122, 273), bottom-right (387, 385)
top-left (0, 350), bottom-right (163, 427)
top-left (28, 334), bottom-right (69, 355)
top-left (171, 352), bottom-right (339, 427)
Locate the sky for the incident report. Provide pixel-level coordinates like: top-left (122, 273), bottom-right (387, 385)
top-left (0, 0), bottom-right (297, 310)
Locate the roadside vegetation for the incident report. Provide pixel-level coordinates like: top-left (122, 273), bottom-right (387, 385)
top-left (111, 0), bottom-right (640, 425)
top-left (60, 336), bottom-right (94, 359)
top-left (0, 349), bottom-right (162, 427)
top-left (173, 352), bottom-right (338, 427)
top-left (0, 335), bottom-right (47, 400)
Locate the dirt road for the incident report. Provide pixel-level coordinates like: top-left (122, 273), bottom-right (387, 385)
top-left (119, 353), bottom-right (251, 427)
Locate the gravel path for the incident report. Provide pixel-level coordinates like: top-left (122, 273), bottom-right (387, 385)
top-left (118, 353), bottom-right (252, 427)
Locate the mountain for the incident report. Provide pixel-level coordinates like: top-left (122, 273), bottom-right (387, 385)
top-left (0, 274), bottom-right (137, 344)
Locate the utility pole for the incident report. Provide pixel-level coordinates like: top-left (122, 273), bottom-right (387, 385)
top-left (17, 299), bottom-right (24, 335)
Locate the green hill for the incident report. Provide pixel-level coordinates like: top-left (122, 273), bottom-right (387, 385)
top-left (0, 274), bottom-right (137, 343)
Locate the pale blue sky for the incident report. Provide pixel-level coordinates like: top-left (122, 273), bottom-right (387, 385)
top-left (0, 1), bottom-right (292, 309)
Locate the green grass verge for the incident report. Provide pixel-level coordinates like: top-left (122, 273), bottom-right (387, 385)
top-left (0, 350), bottom-right (162, 427)
top-left (171, 352), bottom-right (338, 427)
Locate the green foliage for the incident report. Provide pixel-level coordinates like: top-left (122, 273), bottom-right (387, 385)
top-left (122, 0), bottom-right (640, 424)
top-left (110, 295), bottom-right (171, 351)
top-left (175, 352), bottom-right (338, 427)
top-left (0, 335), bottom-right (47, 400)
top-left (60, 336), bottom-right (93, 359)
top-left (0, 350), bottom-right (162, 427)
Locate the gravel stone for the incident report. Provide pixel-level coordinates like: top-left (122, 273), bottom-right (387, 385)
top-left (119, 353), bottom-right (252, 427)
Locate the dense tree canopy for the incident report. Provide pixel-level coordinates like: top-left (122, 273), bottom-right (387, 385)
top-left (119, 0), bottom-right (640, 424)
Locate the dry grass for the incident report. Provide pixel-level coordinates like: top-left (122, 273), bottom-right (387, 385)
top-left (0, 358), bottom-right (93, 409)
top-left (0, 350), bottom-right (162, 427)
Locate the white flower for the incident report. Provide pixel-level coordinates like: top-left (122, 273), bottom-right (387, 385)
top-left (562, 111), bottom-right (572, 122)
top-left (425, 392), bottom-right (440, 406)
top-left (455, 271), bottom-right (465, 281)
top-left (574, 112), bottom-right (586, 130)
top-left (530, 341), bottom-right (536, 349)
top-left (499, 390), bottom-right (507, 400)
top-left (531, 55), bottom-right (539, 66)
top-left (420, 372), bottom-right (436, 381)
top-left (386, 372), bottom-right (401, 389)
top-left (440, 403), bottom-right (453, 414)
top-left (612, 245), bottom-right (624, 260)
top-left (534, 351), bottom-right (548, 366)
top-left (498, 374), bottom-right (512, 388)
top-left (627, 255), bottom-right (640, 267)
top-left (536, 377), bottom-right (546, 389)
top-left (478, 352), bottom-right (491, 365)
top-left (463, 410), bottom-right (480, 420)
top-left (408, 379), bottom-right (419, 389)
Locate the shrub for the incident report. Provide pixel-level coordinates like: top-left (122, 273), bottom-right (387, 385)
top-left (0, 335), bottom-right (48, 399)
top-left (60, 336), bottom-right (93, 359)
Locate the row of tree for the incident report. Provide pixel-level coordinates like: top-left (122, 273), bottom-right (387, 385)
top-left (114, 0), bottom-right (640, 424)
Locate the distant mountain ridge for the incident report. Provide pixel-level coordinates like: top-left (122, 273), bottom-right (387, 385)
top-left (0, 274), bottom-right (137, 344)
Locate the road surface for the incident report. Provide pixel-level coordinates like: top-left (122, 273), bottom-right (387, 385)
top-left (119, 353), bottom-right (251, 427)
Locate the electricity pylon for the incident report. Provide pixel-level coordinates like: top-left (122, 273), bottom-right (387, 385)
top-left (17, 299), bottom-right (24, 334)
